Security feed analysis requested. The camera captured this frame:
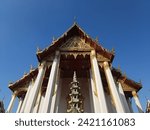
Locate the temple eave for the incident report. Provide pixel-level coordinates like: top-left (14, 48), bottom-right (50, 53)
top-left (112, 68), bottom-right (142, 92)
top-left (8, 68), bottom-right (38, 92)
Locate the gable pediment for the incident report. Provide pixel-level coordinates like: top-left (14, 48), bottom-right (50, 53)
top-left (59, 36), bottom-right (93, 51)
top-left (37, 23), bottom-right (114, 62)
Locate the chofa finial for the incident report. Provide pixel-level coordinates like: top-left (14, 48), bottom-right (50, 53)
top-left (95, 36), bottom-right (99, 42)
top-left (30, 65), bottom-right (33, 71)
top-left (52, 36), bottom-right (55, 41)
top-left (24, 71), bottom-right (27, 76)
top-left (123, 72), bottom-right (126, 77)
top-left (73, 16), bottom-right (77, 24)
top-left (139, 79), bottom-right (142, 84)
top-left (118, 65), bottom-right (121, 72)
top-left (37, 47), bottom-right (41, 52)
top-left (111, 48), bottom-right (115, 54)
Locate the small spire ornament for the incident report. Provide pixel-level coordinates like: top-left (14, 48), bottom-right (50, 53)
top-left (30, 65), bottom-right (33, 71)
top-left (111, 48), bottom-right (115, 54)
top-left (73, 16), bottom-right (77, 24)
top-left (52, 36), bottom-right (55, 41)
top-left (95, 36), bottom-right (99, 42)
top-left (67, 71), bottom-right (84, 113)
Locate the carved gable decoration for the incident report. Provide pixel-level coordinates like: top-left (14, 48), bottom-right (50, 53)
top-left (122, 83), bottom-right (136, 92)
top-left (59, 36), bottom-right (93, 51)
top-left (97, 53), bottom-right (110, 62)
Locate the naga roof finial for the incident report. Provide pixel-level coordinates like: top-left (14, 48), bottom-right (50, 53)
top-left (73, 16), bottom-right (77, 24)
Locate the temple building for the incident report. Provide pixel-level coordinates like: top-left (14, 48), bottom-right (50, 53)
top-left (6, 23), bottom-right (144, 113)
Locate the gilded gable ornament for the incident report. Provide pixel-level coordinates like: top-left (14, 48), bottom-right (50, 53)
top-left (60, 36), bottom-right (92, 50)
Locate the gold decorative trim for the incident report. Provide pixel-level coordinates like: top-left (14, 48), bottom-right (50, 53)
top-left (132, 91), bottom-right (138, 97)
top-left (13, 90), bottom-right (18, 96)
top-left (59, 36), bottom-right (93, 51)
top-left (61, 52), bottom-right (90, 59)
top-left (103, 61), bottom-right (109, 69)
top-left (90, 50), bottom-right (96, 59)
top-left (39, 61), bottom-right (46, 69)
top-left (97, 53), bottom-right (109, 62)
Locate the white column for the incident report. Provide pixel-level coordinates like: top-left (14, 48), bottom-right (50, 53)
top-left (24, 62), bottom-right (46, 113)
top-left (6, 91), bottom-right (17, 113)
top-left (38, 93), bottom-right (45, 112)
top-left (89, 69), bottom-right (100, 112)
top-left (16, 97), bottom-right (23, 113)
top-left (103, 61), bottom-right (125, 113)
top-left (118, 82), bottom-right (130, 113)
top-left (20, 82), bottom-right (33, 113)
top-left (90, 50), bottom-right (108, 113)
top-left (41, 51), bottom-right (60, 113)
top-left (33, 88), bottom-right (42, 113)
top-left (88, 70), bottom-right (94, 113)
top-left (50, 69), bottom-right (60, 113)
top-left (54, 79), bottom-right (62, 113)
top-left (132, 91), bottom-right (143, 113)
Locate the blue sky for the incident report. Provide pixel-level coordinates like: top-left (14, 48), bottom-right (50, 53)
top-left (0, 0), bottom-right (150, 112)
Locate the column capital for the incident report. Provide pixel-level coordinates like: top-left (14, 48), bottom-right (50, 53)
top-left (132, 90), bottom-right (143, 112)
top-left (117, 79), bottom-right (123, 84)
top-left (132, 91), bottom-right (138, 97)
top-left (38, 61), bottom-right (47, 69)
top-left (117, 81), bottom-right (124, 87)
top-left (13, 91), bottom-right (18, 96)
top-left (103, 61), bottom-right (109, 69)
top-left (90, 50), bottom-right (96, 59)
top-left (55, 50), bottom-right (60, 56)
top-left (55, 51), bottom-right (60, 60)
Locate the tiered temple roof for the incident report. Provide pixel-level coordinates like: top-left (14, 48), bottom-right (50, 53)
top-left (8, 23), bottom-right (142, 98)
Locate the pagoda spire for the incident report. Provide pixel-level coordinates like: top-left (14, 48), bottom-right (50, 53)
top-left (67, 71), bottom-right (84, 113)
top-left (73, 16), bottom-right (77, 24)
top-left (73, 71), bottom-right (77, 82)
